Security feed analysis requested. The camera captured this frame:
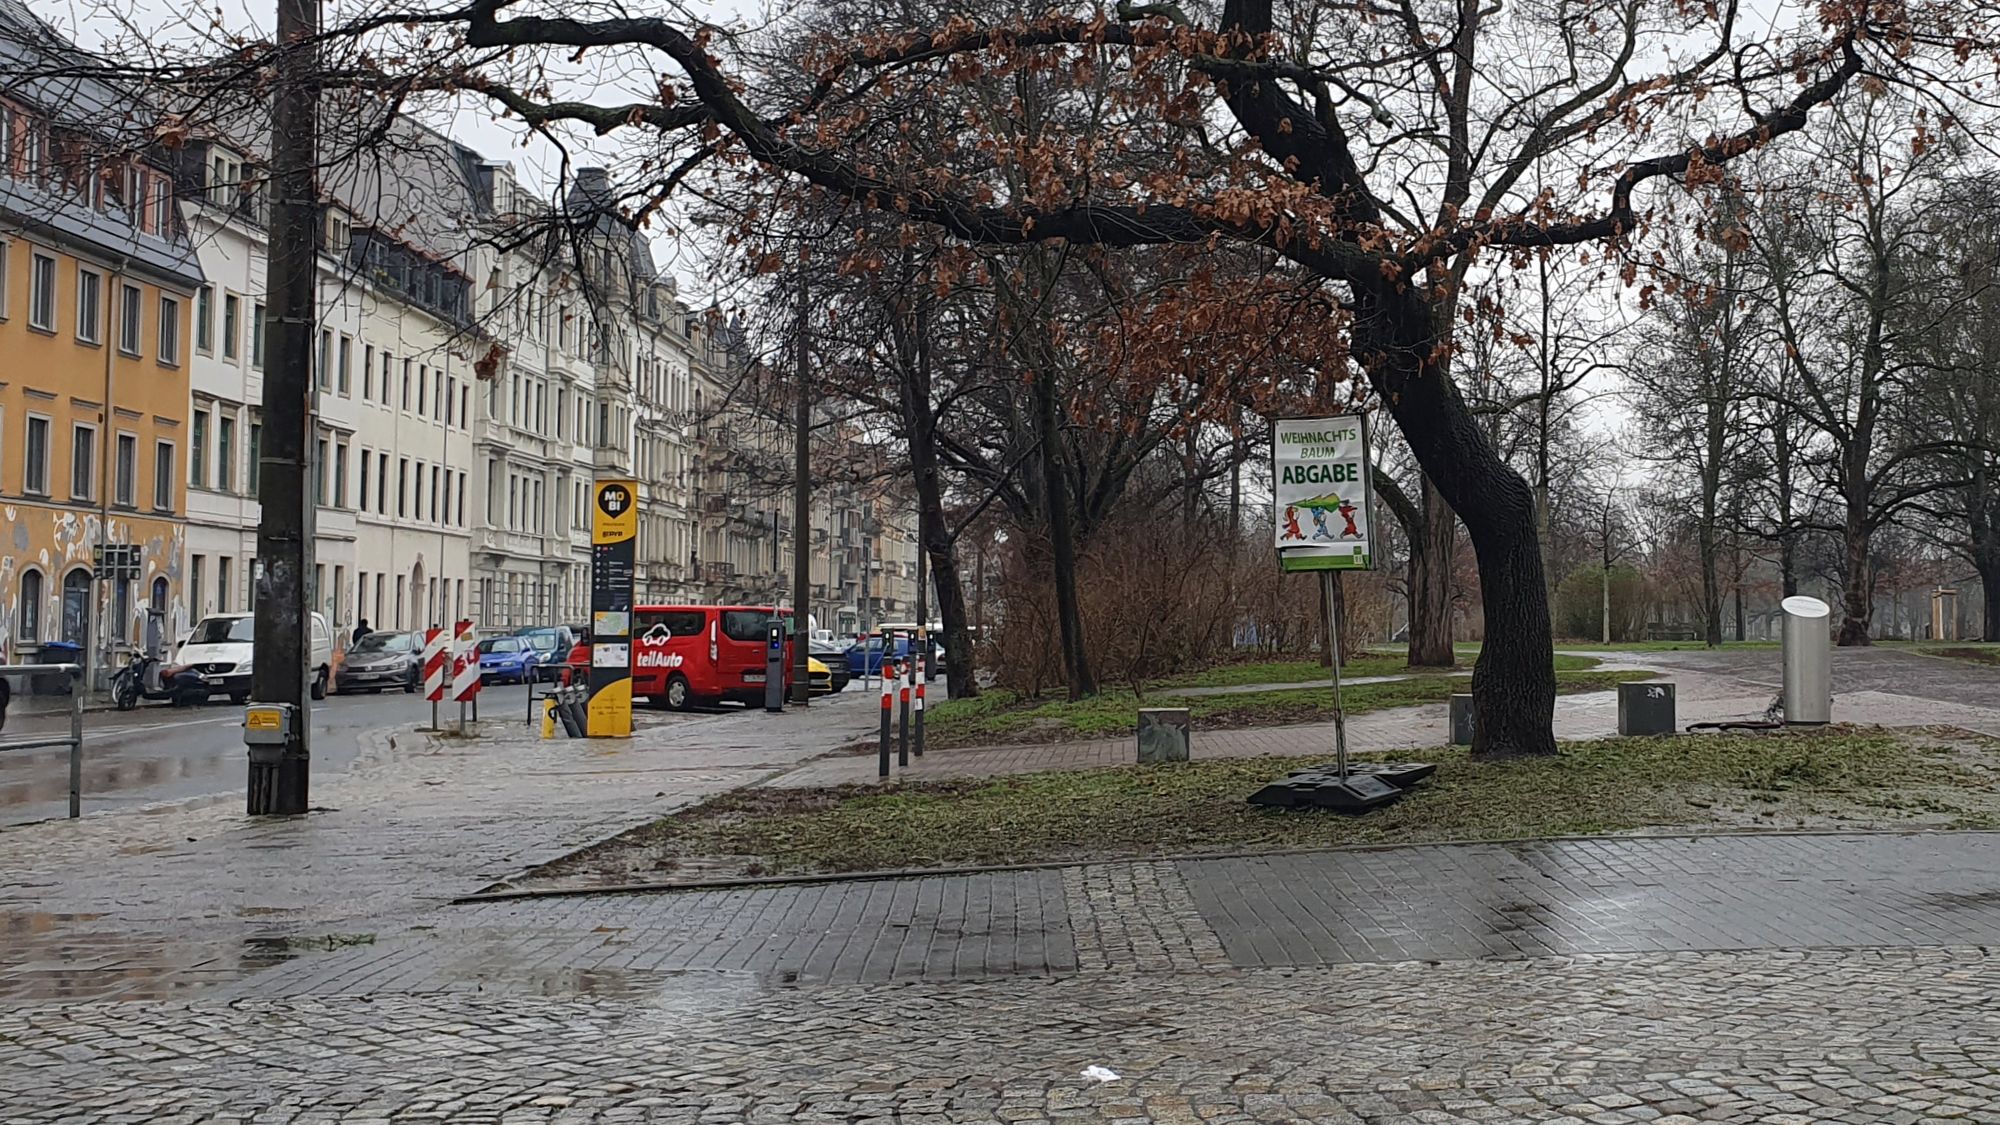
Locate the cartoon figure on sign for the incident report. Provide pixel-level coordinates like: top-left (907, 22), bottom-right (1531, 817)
top-left (1282, 506), bottom-right (1304, 541)
top-left (1311, 508), bottom-right (1334, 541)
top-left (1338, 499), bottom-right (1360, 538)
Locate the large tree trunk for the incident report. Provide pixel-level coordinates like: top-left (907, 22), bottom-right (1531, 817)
top-left (1357, 294), bottom-right (1555, 759)
top-left (1972, 475), bottom-right (2000, 642)
top-left (898, 289), bottom-right (978, 699)
top-left (1034, 367), bottom-right (1095, 698)
top-left (1698, 509), bottom-right (1722, 648)
top-left (1408, 477), bottom-right (1457, 667)
top-left (1838, 498), bottom-right (1873, 646)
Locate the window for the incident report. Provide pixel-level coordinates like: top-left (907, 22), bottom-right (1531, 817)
top-left (217, 415), bottom-right (235, 492)
top-left (337, 334), bottom-right (351, 395)
top-left (114, 432), bottom-right (136, 505)
top-left (208, 151), bottom-right (241, 208)
top-left (433, 369), bottom-right (444, 421)
top-left (189, 409), bottom-right (208, 488)
top-left (397, 458), bottom-right (408, 517)
top-left (16, 570), bottom-right (41, 641)
top-left (60, 568), bottom-right (90, 647)
top-left (375, 455), bottom-right (387, 514)
top-left (29, 252), bottom-right (55, 330)
top-left (223, 294), bottom-right (240, 359)
top-left (69, 424), bottom-right (95, 500)
top-left (417, 364), bottom-right (427, 415)
top-left (445, 376), bottom-right (456, 426)
top-left (153, 440), bottom-right (173, 510)
top-left (196, 286), bottom-right (213, 352)
top-left (314, 438), bottom-right (328, 505)
top-left (334, 442), bottom-right (348, 507)
top-left (456, 471), bottom-right (466, 527)
top-left (358, 449), bottom-right (371, 510)
top-left (251, 302), bottom-right (265, 368)
top-left (430, 465), bottom-right (440, 522)
top-left (721, 609), bottom-right (777, 643)
top-left (76, 268), bottom-right (102, 343)
top-left (316, 329), bottom-right (330, 389)
top-left (326, 210), bottom-right (350, 256)
top-left (158, 295), bottom-right (179, 364)
top-left (400, 359), bottom-right (411, 409)
top-left (247, 422), bottom-right (260, 494)
top-left (189, 555), bottom-right (204, 619)
top-left (380, 351), bottom-right (392, 405)
top-left (217, 557), bottom-right (231, 613)
top-left (118, 283), bottom-right (142, 356)
top-left (413, 461), bottom-right (425, 520)
top-left (459, 385), bottom-right (469, 429)
top-left (363, 344), bottom-right (374, 399)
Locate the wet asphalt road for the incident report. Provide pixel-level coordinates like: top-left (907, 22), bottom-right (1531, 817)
top-left (0, 682), bottom-right (538, 827)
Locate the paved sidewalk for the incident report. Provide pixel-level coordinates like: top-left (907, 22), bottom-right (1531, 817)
top-left (772, 666), bottom-right (2000, 788)
top-left (0, 695), bottom-right (881, 1003)
top-left (10, 832), bottom-right (2000, 1119)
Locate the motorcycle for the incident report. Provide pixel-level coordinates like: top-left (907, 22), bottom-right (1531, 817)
top-left (111, 652), bottom-right (210, 710)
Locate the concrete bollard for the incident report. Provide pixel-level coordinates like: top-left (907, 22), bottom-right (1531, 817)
top-left (1137, 708), bottom-right (1192, 763)
top-left (1449, 693), bottom-right (1475, 746)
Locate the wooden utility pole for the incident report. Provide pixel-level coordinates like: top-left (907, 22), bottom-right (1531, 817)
top-left (791, 273), bottom-right (812, 704)
top-left (248, 0), bottom-right (318, 814)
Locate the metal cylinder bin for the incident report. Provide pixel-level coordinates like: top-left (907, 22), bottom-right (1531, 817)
top-left (1781, 595), bottom-right (1832, 724)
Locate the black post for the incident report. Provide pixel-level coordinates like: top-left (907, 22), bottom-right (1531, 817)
top-left (897, 654), bottom-right (911, 768)
top-left (791, 274), bottom-right (812, 705)
top-left (915, 510), bottom-right (927, 757)
top-left (878, 661), bottom-right (893, 778)
top-left (248, 0), bottom-right (318, 815)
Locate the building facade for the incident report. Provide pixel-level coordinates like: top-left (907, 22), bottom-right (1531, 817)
top-left (0, 5), bottom-right (203, 682)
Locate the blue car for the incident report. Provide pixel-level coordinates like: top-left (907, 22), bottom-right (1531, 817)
top-left (845, 632), bottom-right (944, 679)
top-left (477, 636), bottom-right (541, 684)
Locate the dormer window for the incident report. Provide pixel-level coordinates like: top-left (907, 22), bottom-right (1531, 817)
top-left (326, 208), bottom-right (351, 256)
top-left (208, 148), bottom-right (242, 209)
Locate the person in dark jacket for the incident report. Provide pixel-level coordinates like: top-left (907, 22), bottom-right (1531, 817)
top-left (351, 619), bottom-right (371, 646)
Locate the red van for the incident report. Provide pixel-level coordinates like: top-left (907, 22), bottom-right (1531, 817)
top-left (565, 605), bottom-right (796, 710)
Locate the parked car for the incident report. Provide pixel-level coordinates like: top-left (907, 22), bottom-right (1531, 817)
top-left (512, 625), bottom-right (578, 680)
top-left (556, 605), bottom-right (810, 709)
top-left (808, 636), bottom-right (851, 693)
top-left (845, 627), bottom-right (944, 680)
top-left (176, 612), bottom-right (334, 703)
top-left (338, 630), bottom-right (422, 694)
top-left (476, 636), bottom-right (541, 684)
top-left (808, 656), bottom-right (836, 695)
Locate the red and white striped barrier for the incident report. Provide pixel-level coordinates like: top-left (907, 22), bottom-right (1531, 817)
top-left (915, 653), bottom-right (926, 712)
top-left (423, 626), bottom-right (448, 702)
top-left (451, 619), bottom-right (481, 702)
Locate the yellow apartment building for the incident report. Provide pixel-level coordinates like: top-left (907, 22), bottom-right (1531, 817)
top-left (0, 13), bottom-right (204, 681)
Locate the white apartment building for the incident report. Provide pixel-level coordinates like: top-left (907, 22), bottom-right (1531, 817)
top-left (172, 117), bottom-right (921, 641)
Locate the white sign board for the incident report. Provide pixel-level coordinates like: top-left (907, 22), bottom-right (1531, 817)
top-left (1273, 415), bottom-right (1374, 571)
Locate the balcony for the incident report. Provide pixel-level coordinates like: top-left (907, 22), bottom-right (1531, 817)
top-left (701, 561), bottom-right (736, 585)
top-left (475, 527), bottom-right (547, 558)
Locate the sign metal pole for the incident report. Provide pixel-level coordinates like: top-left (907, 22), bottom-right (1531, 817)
top-left (1323, 569), bottom-right (1348, 780)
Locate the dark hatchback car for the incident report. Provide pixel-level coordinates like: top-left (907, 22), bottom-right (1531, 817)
top-left (338, 630), bottom-right (422, 694)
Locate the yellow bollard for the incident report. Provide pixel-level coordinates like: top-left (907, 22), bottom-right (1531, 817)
top-left (540, 696), bottom-right (557, 740)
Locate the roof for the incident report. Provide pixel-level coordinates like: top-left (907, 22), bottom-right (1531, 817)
top-left (0, 1), bottom-right (204, 288)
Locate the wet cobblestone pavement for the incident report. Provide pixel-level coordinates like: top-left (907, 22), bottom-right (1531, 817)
top-left (6, 947), bottom-right (2000, 1121)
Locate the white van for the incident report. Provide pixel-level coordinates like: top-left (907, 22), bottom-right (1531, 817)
top-left (175, 612), bottom-right (334, 703)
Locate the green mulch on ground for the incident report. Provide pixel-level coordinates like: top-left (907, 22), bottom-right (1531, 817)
top-left (921, 664), bottom-right (1641, 750)
top-left (522, 726), bottom-right (2000, 887)
top-left (1918, 645), bottom-right (2000, 667)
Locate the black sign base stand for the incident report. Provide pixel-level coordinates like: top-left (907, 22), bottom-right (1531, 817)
top-left (1246, 761), bottom-right (1436, 813)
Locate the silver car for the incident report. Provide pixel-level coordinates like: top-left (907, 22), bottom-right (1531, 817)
top-left (337, 630), bottom-right (422, 694)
